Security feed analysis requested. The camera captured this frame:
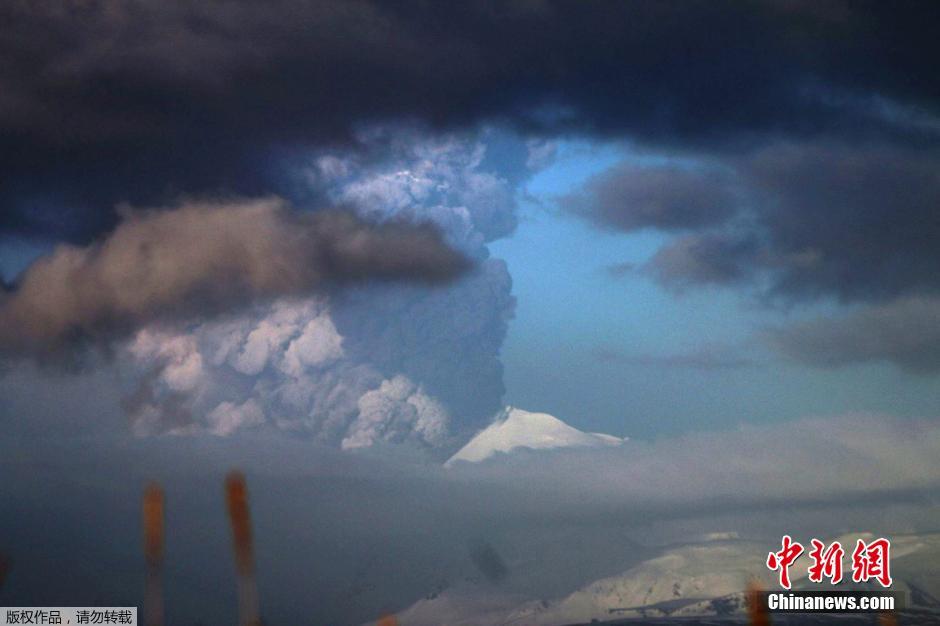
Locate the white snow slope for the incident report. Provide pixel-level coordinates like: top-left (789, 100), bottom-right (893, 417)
top-left (394, 532), bottom-right (940, 626)
top-left (445, 406), bottom-right (625, 467)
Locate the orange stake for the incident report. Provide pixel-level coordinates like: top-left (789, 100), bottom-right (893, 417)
top-left (746, 580), bottom-right (771, 626)
top-left (226, 471), bottom-right (261, 626)
top-left (142, 483), bottom-right (165, 626)
top-left (879, 612), bottom-right (899, 626)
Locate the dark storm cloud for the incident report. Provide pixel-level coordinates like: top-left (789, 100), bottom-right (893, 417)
top-left (0, 198), bottom-right (467, 355)
top-left (645, 231), bottom-right (759, 289)
top-left (744, 142), bottom-right (940, 302)
top-left (767, 296), bottom-right (940, 374)
top-left (563, 162), bottom-right (740, 232)
top-left (5, 0), bottom-right (940, 376)
top-left (3, 0), bottom-right (940, 242)
top-left (571, 138), bottom-right (940, 372)
top-left (637, 142), bottom-right (940, 302)
top-left (601, 140), bottom-right (940, 373)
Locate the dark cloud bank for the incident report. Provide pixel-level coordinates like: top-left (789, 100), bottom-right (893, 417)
top-left (4, 0), bottom-right (939, 374)
top-left (0, 198), bottom-right (466, 355)
top-left (0, 0), bottom-right (937, 429)
top-left (2, 0), bottom-right (939, 243)
top-left (635, 143), bottom-right (940, 303)
top-left (573, 139), bottom-right (940, 372)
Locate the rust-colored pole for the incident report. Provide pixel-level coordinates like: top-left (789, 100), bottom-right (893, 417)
top-left (879, 612), bottom-right (899, 626)
top-left (747, 580), bottom-right (770, 626)
top-left (226, 471), bottom-right (261, 626)
top-left (143, 483), bottom-right (165, 626)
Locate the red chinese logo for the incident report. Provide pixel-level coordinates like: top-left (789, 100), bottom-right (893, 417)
top-left (807, 539), bottom-right (844, 584)
top-left (767, 535), bottom-right (892, 589)
top-left (766, 535), bottom-right (804, 589)
top-left (851, 538), bottom-right (892, 588)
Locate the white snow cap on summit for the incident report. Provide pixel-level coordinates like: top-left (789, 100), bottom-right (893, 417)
top-left (445, 406), bottom-right (625, 466)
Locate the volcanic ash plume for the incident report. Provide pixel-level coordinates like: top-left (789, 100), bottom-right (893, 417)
top-left (121, 131), bottom-right (519, 450)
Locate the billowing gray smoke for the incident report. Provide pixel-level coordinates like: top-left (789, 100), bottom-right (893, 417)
top-left (0, 198), bottom-right (467, 354)
top-left (119, 130), bottom-right (520, 449)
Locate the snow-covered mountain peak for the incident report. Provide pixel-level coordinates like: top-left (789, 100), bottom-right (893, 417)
top-left (444, 406), bottom-right (625, 467)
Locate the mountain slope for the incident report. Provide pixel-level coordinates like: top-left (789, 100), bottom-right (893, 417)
top-left (395, 532), bottom-right (940, 625)
top-left (445, 406), bottom-right (625, 467)
top-left (504, 540), bottom-right (772, 624)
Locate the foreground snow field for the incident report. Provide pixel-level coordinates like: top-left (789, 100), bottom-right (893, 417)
top-left (396, 532), bottom-right (940, 625)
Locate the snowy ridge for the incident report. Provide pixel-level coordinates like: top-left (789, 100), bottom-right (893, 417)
top-left (503, 540), bottom-right (772, 625)
top-left (445, 406), bottom-right (625, 467)
top-left (395, 532), bottom-right (940, 625)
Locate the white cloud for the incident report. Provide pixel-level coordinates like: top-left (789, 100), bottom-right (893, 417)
top-left (206, 398), bottom-right (265, 436)
top-left (342, 375), bottom-right (451, 450)
top-left (128, 329), bottom-right (204, 392)
top-left (281, 315), bottom-right (344, 376)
